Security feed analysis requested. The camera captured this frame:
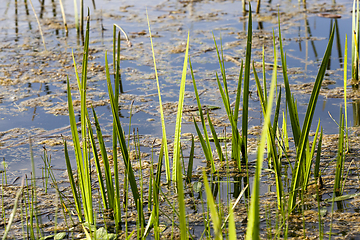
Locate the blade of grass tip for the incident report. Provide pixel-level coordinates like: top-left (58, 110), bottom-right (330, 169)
top-left (288, 23), bottom-right (335, 212)
top-left (203, 170), bottom-right (223, 240)
top-left (146, 10), bottom-right (171, 183)
top-left (212, 35), bottom-right (227, 95)
top-left (246, 14), bottom-right (277, 240)
top-left (113, 25), bottom-right (116, 73)
top-left (172, 32), bottom-right (190, 182)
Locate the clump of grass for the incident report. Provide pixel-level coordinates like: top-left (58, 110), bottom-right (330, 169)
top-left (29, 5), bottom-right (348, 240)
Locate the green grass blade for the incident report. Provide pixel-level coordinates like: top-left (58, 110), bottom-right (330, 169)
top-left (207, 112), bottom-right (224, 162)
top-left (335, 110), bottom-right (345, 194)
top-left (203, 171), bottom-right (223, 240)
top-left (112, 26), bottom-right (122, 229)
top-left (254, 61), bottom-right (266, 113)
top-left (90, 107), bottom-right (115, 209)
top-left (189, 57), bottom-right (214, 163)
top-left (254, 53), bottom-right (283, 210)
top-left (234, 61), bottom-right (243, 124)
top-left (344, 34), bottom-right (349, 151)
top-left (193, 118), bottom-right (215, 171)
top-left (86, 112), bottom-right (108, 210)
top-left (304, 120), bottom-right (321, 188)
top-left (172, 32), bottom-right (190, 182)
top-left (66, 76), bottom-right (93, 223)
top-left (246, 12), bottom-right (277, 238)
top-left (63, 139), bottom-right (83, 223)
top-left (262, 46), bottom-right (267, 101)
top-left (314, 128), bottom-right (323, 181)
top-left (105, 52), bottom-right (144, 225)
top-left (144, 143), bottom-right (164, 238)
top-left (288, 23), bottom-right (335, 212)
top-left (146, 11), bottom-right (171, 183)
top-left (213, 39), bottom-right (240, 164)
top-left (278, 18), bottom-right (301, 146)
top-left (186, 135), bottom-right (195, 184)
top-left (241, 4), bottom-right (252, 164)
top-left (228, 203), bottom-right (237, 240)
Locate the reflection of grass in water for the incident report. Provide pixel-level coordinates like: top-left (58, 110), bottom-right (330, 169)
top-left (3, 5), bottom-right (360, 240)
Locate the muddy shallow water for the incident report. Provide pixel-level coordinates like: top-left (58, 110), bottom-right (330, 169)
top-left (1, 0), bottom-right (360, 238)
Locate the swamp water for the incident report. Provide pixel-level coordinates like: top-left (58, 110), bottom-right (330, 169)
top-left (2, 0), bottom-right (360, 239)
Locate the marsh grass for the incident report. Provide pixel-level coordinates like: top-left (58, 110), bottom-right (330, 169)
top-left (3, 3), bottom-right (358, 239)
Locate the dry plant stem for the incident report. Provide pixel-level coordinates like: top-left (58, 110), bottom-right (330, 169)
top-left (114, 24), bottom-right (132, 47)
top-left (256, 0), bottom-right (261, 13)
top-left (58, 0), bottom-right (68, 33)
top-left (2, 177), bottom-right (25, 240)
top-left (28, 0), bottom-right (47, 51)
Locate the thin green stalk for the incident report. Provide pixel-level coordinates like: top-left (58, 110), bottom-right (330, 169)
top-left (246, 19), bottom-right (277, 239)
top-left (344, 34), bottom-right (349, 151)
top-left (146, 11), bottom-right (171, 183)
top-left (203, 171), bottom-right (223, 240)
top-left (287, 23), bottom-right (335, 212)
top-left (172, 32), bottom-right (190, 182)
top-left (105, 52), bottom-right (144, 226)
top-left (334, 110), bottom-right (345, 195)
